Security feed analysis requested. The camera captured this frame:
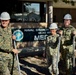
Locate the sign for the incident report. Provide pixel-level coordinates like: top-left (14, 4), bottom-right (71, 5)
top-left (13, 29), bottom-right (24, 41)
top-left (12, 28), bottom-right (50, 42)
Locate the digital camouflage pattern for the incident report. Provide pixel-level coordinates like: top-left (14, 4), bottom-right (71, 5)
top-left (0, 25), bottom-right (19, 75)
top-left (46, 34), bottom-right (60, 75)
top-left (60, 25), bottom-right (76, 75)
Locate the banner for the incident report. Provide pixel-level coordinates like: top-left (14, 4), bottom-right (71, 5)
top-left (12, 28), bottom-right (50, 42)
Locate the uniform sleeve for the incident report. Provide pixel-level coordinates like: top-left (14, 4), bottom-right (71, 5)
top-left (46, 36), bottom-right (50, 44)
top-left (0, 34), bottom-right (3, 47)
top-left (46, 36), bottom-right (53, 45)
top-left (71, 26), bottom-right (76, 33)
top-left (71, 27), bottom-right (76, 43)
top-left (0, 33), bottom-right (13, 53)
top-left (0, 33), bottom-right (7, 51)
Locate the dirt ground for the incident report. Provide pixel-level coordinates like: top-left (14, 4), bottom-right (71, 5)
top-left (19, 56), bottom-right (50, 75)
top-left (19, 56), bottom-right (76, 75)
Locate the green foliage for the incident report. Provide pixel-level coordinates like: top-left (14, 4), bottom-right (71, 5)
top-left (53, 0), bottom-right (75, 6)
top-left (71, 1), bottom-right (75, 6)
top-left (53, 0), bottom-right (58, 2)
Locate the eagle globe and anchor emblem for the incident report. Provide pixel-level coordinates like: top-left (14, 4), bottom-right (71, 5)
top-left (13, 29), bottom-right (24, 41)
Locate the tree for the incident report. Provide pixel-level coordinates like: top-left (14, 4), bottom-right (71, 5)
top-left (53, 0), bottom-right (75, 6)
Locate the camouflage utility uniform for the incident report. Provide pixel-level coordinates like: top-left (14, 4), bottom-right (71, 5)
top-left (60, 25), bottom-right (76, 75)
top-left (46, 34), bottom-right (60, 75)
top-left (0, 25), bottom-right (19, 75)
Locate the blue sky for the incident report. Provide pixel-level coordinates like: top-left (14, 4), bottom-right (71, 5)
top-left (26, 3), bottom-right (39, 12)
top-left (31, 3), bottom-right (39, 11)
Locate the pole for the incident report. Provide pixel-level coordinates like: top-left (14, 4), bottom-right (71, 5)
top-left (14, 40), bottom-right (21, 75)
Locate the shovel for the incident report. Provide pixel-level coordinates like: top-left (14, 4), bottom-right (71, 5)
top-left (14, 40), bottom-right (21, 75)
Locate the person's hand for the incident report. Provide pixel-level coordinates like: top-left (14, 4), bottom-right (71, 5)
top-left (73, 31), bottom-right (76, 36)
top-left (74, 50), bottom-right (76, 57)
top-left (58, 30), bottom-right (63, 35)
top-left (12, 35), bottom-right (16, 40)
top-left (12, 49), bottom-right (19, 54)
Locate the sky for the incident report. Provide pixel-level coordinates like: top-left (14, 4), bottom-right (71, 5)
top-left (26, 3), bottom-right (40, 13)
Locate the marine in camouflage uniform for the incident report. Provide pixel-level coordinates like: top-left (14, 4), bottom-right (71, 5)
top-left (46, 23), bottom-right (61, 75)
top-left (0, 12), bottom-right (19, 75)
top-left (59, 14), bottom-right (76, 75)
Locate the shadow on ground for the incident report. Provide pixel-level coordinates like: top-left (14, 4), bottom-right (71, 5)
top-left (19, 57), bottom-right (76, 75)
top-left (20, 58), bottom-right (51, 75)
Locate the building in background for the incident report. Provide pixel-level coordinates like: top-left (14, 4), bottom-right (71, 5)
top-left (0, 0), bottom-right (76, 56)
top-left (0, 0), bottom-right (76, 27)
